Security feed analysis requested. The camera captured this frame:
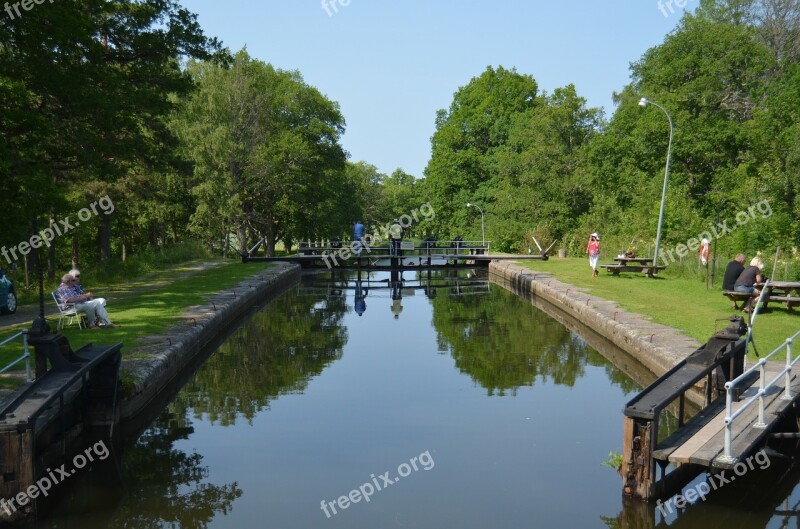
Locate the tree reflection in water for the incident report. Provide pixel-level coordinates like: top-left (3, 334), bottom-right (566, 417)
top-left (88, 287), bottom-right (346, 528)
top-left (430, 280), bottom-right (640, 396)
top-left (113, 412), bottom-right (242, 529)
top-left (175, 287), bottom-right (347, 425)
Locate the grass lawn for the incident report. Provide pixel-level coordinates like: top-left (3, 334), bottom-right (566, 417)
top-left (517, 257), bottom-right (800, 358)
top-left (0, 260), bottom-right (274, 384)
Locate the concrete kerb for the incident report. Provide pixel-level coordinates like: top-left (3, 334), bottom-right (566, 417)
top-left (489, 261), bottom-right (703, 404)
top-left (119, 263), bottom-right (300, 420)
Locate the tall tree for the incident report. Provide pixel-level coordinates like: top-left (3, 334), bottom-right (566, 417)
top-left (0, 0), bottom-right (224, 267)
top-left (174, 50), bottom-right (347, 256)
top-left (424, 66), bottom-right (538, 237)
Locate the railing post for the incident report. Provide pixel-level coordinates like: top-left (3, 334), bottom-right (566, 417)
top-left (22, 329), bottom-right (32, 383)
top-left (785, 338), bottom-right (794, 401)
top-left (755, 360), bottom-right (767, 428)
top-left (722, 384), bottom-right (734, 461)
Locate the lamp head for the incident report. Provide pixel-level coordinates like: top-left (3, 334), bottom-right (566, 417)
top-left (466, 202), bottom-right (472, 208)
top-left (638, 97), bottom-right (649, 108)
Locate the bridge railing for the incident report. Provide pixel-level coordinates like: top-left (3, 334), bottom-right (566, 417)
top-left (720, 327), bottom-right (800, 463)
top-left (297, 239), bottom-right (491, 255)
top-left (0, 329), bottom-right (32, 382)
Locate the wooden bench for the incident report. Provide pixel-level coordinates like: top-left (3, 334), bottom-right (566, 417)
top-left (600, 264), bottom-right (666, 278)
top-left (760, 295), bottom-right (800, 311)
top-left (723, 290), bottom-right (800, 311)
top-left (767, 295), bottom-right (800, 307)
top-left (722, 290), bottom-right (753, 310)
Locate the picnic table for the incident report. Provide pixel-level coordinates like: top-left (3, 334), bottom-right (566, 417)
top-left (758, 281), bottom-right (800, 311)
top-left (600, 256), bottom-right (666, 278)
top-left (722, 281), bottom-right (800, 311)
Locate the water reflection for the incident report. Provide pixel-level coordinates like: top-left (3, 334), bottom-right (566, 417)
top-left (176, 290), bottom-right (348, 425)
top-left (430, 282), bottom-right (641, 397)
top-left (35, 417), bottom-right (240, 529)
top-left (112, 413), bottom-right (242, 529)
top-left (605, 449), bottom-right (800, 528)
top-left (29, 270), bottom-right (800, 529)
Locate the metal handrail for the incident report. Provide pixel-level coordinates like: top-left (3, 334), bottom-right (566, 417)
top-left (0, 329), bottom-right (33, 382)
top-left (298, 240), bottom-right (492, 253)
top-left (300, 239), bottom-right (489, 246)
top-left (720, 327), bottom-right (800, 462)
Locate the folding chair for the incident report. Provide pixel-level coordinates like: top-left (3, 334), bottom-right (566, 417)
top-left (51, 291), bottom-right (86, 330)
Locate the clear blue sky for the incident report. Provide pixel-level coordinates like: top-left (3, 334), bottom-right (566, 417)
top-left (180, 0), bottom-right (697, 178)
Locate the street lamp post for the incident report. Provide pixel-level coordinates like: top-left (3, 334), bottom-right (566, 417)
top-left (639, 97), bottom-right (674, 269)
top-left (466, 202), bottom-right (485, 246)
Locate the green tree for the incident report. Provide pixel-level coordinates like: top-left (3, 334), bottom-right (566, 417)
top-left (424, 66), bottom-right (538, 238)
top-left (173, 50), bottom-right (347, 255)
top-left (0, 0), bottom-right (224, 269)
top-left (494, 85), bottom-right (603, 250)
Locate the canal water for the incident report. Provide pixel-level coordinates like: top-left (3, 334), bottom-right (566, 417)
top-left (33, 270), bottom-right (800, 528)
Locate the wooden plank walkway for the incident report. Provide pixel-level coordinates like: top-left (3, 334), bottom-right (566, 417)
top-left (659, 363), bottom-right (800, 469)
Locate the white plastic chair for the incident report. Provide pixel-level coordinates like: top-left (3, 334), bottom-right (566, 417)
top-left (51, 291), bottom-right (86, 330)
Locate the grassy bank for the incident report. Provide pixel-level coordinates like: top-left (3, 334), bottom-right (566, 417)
top-left (11, 243), bottom-right (213, 306)
top-left (0, 260), bottom-right (274, 385)
top-left (517, 257), bottom-right (799, 357)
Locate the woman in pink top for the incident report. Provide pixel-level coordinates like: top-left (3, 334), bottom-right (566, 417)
top-left (586, 233), bottom-right (601, 277)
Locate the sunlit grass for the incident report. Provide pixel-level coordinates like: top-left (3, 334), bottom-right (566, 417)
top-left (12, 243), bottom-right (213, 305)
top-left (0, 261), bottom-right (274, 382)
top-left (516, 257), bottom-right (800, 359)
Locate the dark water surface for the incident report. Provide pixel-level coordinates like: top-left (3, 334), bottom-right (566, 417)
top-left (34, 270), bottom-right (800, 529)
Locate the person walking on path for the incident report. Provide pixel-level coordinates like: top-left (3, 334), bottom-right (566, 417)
top-left (586, 233), bottom-right (601, 277)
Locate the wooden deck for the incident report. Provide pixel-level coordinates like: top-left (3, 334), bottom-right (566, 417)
top-left (654, 363), bottom-right (800, 469)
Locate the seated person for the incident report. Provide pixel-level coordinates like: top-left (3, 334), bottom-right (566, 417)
top-left (722, 253), bottom-right (746, 291)
top-left (57, 272), bottom-right (114, 328)
top-left (69, 268), bottom-right (115, 326)
top-left (733, 257), bottom-right (765, 312)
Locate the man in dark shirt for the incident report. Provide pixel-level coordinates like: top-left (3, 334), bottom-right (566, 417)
top-left (722, 254), bottom-right (746, 291)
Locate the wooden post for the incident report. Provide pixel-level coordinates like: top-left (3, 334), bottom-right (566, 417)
top-left (622, 416), bottom-right (654, 500)
top-left (622, 416), bottom-right (635, 495)
top-left (0, 429), bottom-right (35, 522)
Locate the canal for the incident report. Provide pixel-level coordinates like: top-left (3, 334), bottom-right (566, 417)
top-left (33, 270), bottom-right (800, 528)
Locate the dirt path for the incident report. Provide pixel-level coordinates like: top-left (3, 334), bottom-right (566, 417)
top-left (0, 259), bottom-right (227, 333)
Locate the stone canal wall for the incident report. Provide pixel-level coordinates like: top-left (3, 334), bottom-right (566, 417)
top-left (119, 262), bottom-right (300, 421)
top-left (489, 261), bottom-right (705, 405)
